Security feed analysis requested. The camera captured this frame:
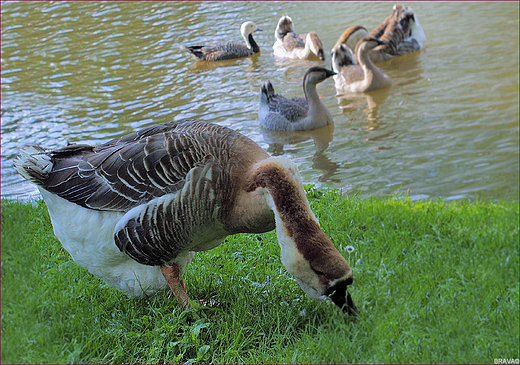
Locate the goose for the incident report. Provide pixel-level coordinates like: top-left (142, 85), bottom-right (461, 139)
top-left (185, 21), bottom-right (262, 62)
top-left (333, 3), bottom-right (426, 63)
top-left (272, 15), bottom-right (325, 61)
top-left (14, 119), bottom-right (357, 315)
top-left (259, 66), bottom-right (336, 131)
top-left (331, 37), bottom-right (392, 93)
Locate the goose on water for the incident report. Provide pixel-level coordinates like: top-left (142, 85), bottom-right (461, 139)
top-left (272, 15), bottom-right (325, 61)
top-left (185, 21), bottom-right (262, 62)
top-left (333, 3), bottom-right (426, 63)
top-left (332, 37), bottom-right (392, 93)
top-left (14, 120), bottom-right (357, 315)
top-left (259, 66), bottom-right (336, 131)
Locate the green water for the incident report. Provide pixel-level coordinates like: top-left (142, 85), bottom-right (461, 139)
top-left (1, 1), bottom-right (518, 201)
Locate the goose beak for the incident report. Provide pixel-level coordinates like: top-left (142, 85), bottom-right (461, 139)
top-left (376, 39), bottom-right (388, 47)
top-left (325, 69), bottom-right (337, 78)
top-left (326, 276), bottom-right (358, 316)
top-left (256, 27), bottom-right (263, 32)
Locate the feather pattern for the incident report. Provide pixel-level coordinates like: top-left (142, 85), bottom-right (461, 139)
top-left (14, 120), bottom-right (357, 314)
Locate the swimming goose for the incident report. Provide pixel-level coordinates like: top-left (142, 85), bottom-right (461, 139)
top-left (332, 37), bottom-right (392, 93)
top-left (259, 66), bottom-right (336, 131)
top-left (333, 3), bottom-right (426, 63)
top-left (185, 21), bottom-right (262, 62)
top-left (14, 120), bottom-right (357, 315)
top-left (273, 15), bottom-right (325, 61)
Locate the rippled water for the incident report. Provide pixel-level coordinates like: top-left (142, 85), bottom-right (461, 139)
top-left (1, 1), bottom-right (519, 202)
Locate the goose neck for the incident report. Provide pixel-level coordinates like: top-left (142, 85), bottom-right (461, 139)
top-left (357, 45), bottom-right (376, 83)
top-left (302, 75), bottom-right (320, 105)
top-left (248, 34), bottom-right (260, 53)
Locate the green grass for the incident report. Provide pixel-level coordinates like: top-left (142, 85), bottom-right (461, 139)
top-left (2, 190), bottom-right (519, 364)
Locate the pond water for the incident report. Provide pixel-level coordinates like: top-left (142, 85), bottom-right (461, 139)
top-left (1, 1), bottom-right (519, 202)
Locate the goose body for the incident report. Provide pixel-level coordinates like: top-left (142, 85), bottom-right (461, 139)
top-left (332, 37), bottom-right (392, 93)
top-left (333, 3), bottom-right (425, 63)
top-left (259, 66), bottom-right (336, 131)
top-left (272, 15), bottom-right (325, 61)
top-left (186, 21), bottom-right (262, 62)
top-left (14, 120), bottom-right (356, 314)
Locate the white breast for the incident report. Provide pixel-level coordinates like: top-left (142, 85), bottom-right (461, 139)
top-left (39, 188), bottom-right (168, 297)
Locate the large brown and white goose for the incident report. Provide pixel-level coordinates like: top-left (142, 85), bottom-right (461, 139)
top-left (272, 15), bottom-right (325, 61)
top-left (259, 66), bottom-right (336, 131)
top-left (14, 120), bottom-right (357, 314)
top-left (333, 3), bottom-right (426, 63)
top-left (332, 37), bottom-right (392, 93)
top-left (185, 21), bottom-right (262, 62)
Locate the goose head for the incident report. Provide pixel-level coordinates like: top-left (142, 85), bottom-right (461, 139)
top-left (241, 21), bottom-right (262, 48)
top-left (245, 157), bottom-right (357, 315)
top-left (303, 66), bottom-right (337, 86)
top-left (331, 44), bottom-right (356, 73)
top-left (306, 31), bottom-right (325, 60)
top-left (355, 37), bottom-right (388, 60)
top-left (332, 25), bottom-right (369, 54)
top-left (275, 15), bottom-right (295, 40)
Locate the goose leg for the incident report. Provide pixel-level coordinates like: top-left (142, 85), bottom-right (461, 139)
top-left (160, 264), bottom-right (190, 309)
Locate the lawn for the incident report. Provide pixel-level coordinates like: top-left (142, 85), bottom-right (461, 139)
top-left (1, 189), bottom-right (519, 364)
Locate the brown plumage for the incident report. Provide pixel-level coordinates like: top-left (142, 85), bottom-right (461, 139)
top-left (333, 2), bottom-right (426, 63)
top-left (14, 120), bottom-right (356, 314)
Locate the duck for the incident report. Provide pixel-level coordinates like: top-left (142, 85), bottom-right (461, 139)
top-left (185, 21), bottom-right (262, 62)
top-left (334, 3), bottom-right (426, 64)
top-left (272, 15), bottom-right (325, 61)
top-left (259, 66), bottom-right (336, 131)
top-left (14, 119), bottom-right (357, 315)
top-left (331, 37), bottom-right (392, 93)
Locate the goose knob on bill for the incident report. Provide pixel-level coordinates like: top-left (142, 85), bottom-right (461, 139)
top-left (259, 66), bottom-right (336, 131)
top-left (185, 21), bottom-right (262, 62)
top-left (14, 120), bottom-right (357, 315)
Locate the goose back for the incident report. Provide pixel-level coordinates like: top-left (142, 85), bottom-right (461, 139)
top-left (17, 121), bottom-right (267, 214)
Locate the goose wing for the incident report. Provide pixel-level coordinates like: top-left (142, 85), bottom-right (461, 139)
top-left (269, 94), bottom-right (309, 122)
top-left (282, 32), bottom-right (305, 51)
top-left (38, 120), bottom-right (238, 212)
top-left (186, 42), bottom-right (253, 61)
top-left (114, 158), bottom-right (226, 266)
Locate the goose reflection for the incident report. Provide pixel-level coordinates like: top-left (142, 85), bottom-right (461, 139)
top-left (260, 124), bottom-right (340, 182)
top-left (187, 52), bottom-right (261, 72)
top-left (337, 86), bottom-right (390, 129)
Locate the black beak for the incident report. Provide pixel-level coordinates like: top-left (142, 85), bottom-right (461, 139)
top-left (325, 276), bottom-right (358, 316)
top-left (325, 68), bottom-right (337, 78)
top-left (375, 39), bottom-right (388, 47)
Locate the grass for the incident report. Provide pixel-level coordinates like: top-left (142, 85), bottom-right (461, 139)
top-left (1, 189), bottom-right (519, 364)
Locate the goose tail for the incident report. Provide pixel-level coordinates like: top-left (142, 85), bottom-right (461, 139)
top-left (13, 146), bottom-right (53, 185)
top-left (260, 80), bottom-right (275, 105)
top-left (185, 45), bottom-right (205, 60)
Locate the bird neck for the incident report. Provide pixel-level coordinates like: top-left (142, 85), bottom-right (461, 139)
top-left (244, 157), bottom-right (320, 277)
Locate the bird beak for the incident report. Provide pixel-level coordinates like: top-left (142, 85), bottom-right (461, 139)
top-left (326, 276), bottom-right (358, 316)
top-left (325, 69), bottom-right (337, 78)
top-left (256, 27), bottom-right (263, 32)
